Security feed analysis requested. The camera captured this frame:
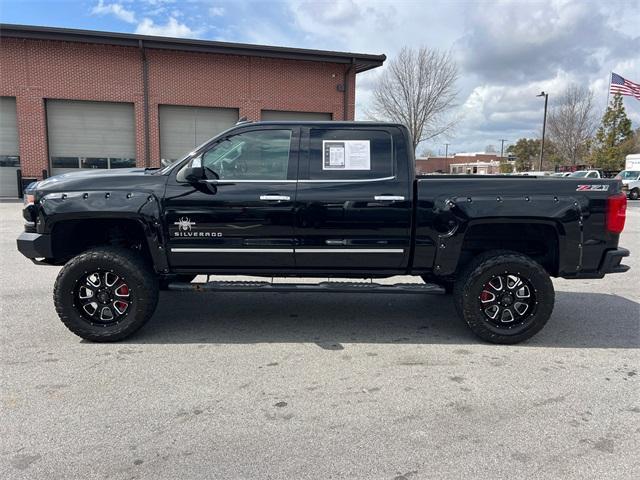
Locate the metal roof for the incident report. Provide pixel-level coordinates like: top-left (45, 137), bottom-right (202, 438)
top-left (0, 23), bottom-right (385, 73)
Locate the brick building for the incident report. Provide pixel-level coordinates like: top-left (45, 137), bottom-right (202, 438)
top-left (0, 24), bottom-right (384, 197)
top-left (416, 153), bottom-right (503, 174)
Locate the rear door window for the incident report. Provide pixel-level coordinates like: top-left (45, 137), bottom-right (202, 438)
top-left (306, 128), bottom-right (394, 181)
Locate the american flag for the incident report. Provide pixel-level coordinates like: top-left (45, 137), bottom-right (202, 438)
top-left (610, 72), bottom-right (640, 100)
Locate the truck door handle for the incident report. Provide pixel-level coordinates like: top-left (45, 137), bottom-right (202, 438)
top-left (259, 194), bottom-right (290, 201)
top-left (374, 195), bottom-right (405, 201)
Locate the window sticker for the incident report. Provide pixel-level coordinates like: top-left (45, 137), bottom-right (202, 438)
top-left (322, 140), bottom-right (370, 170)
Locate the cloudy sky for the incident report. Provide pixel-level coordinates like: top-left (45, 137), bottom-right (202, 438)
top-left (2, 0), bottom-right (639, 154)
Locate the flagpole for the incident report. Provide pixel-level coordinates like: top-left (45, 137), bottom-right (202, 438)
top-left (606, 71), bottom-right (611, 109)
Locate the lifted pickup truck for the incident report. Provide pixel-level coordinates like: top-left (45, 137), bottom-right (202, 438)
top-left (17, 121), bottom-right (630, 344)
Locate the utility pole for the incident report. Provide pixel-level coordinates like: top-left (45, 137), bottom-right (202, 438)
top-left (499, 139), bottom-right (507, 159)
top-left (537, 91), bottom-right (548, 171)
top-left (444, 143), bottom-right (449, 158)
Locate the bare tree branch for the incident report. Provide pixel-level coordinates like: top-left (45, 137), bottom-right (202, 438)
top-left (547, 84), bottom-right (597, 166)
top-left (366, 46), bottom-right (459, 152)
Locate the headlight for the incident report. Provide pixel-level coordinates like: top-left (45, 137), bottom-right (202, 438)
top-left (24, 193), bottom-right (35, 206)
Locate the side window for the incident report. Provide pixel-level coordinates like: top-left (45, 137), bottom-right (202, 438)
top-left (196, 129), bottom-right (292, 180)
top-left (308, 129), bottom-right (393, 180)
top-left (587, 171), bottom-right (598, 178)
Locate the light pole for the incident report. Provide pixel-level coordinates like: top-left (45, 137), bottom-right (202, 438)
top-left (537, 91), bottom-right (548, 171)
top-left (499, 139), bottom-right (507, 159)
top-left (444, 143), bottom-right (449, 158)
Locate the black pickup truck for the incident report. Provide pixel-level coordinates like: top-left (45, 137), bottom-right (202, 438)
top-left (17, 121), bottom-right (630, 344)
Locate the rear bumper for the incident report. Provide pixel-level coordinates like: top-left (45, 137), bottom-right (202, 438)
top-left (16, 232), bottom-right (53, 259)
top-left (566, 247), bottom-right (631, 279)
top-left (598, 247), bottom-right (630, 275)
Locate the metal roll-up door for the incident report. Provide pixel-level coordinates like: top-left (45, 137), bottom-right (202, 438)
top-left (47, 100), bottom-right (136, 175)
top-left (159, 105), bottom-right (238, 164)
top-left (0, 97), bottom-right (20, 198)
top-left (261, 110), bottom-right (332, 121)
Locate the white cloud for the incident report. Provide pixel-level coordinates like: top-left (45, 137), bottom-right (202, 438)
top-left (209, 6), bottom-right (225, 17)
top-left (135, 17), bottom-right (199, 38)
top-left (91, 0), bottom-right (137, 24)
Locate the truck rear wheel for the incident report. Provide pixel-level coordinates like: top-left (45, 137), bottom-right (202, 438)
top-left (53, 247), bottom-right (159, 342)
top-left (453, 251), bottom-right (554, 344)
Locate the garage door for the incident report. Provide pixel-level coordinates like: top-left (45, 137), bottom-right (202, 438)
top-left (0, 97), bottom-right (20, 198)
top-left (47, 100), bottom-right (136, 176)
top-left (261, 110), bottom-right (332, 121)
top-left (159, 105), bottom-right (239, 163)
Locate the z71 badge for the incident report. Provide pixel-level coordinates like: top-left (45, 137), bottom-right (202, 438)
top-left (576, 184), bottom-right (609, 191)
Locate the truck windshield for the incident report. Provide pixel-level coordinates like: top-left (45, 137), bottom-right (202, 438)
top-left (617, 170), bottom-right (640, 180)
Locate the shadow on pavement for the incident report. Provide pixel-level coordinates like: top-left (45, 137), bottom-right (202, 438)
top-left (125, 290), bottom-right (640, 349)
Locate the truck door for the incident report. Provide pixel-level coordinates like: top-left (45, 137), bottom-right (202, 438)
top-left (294, 126), bottom-right (412, 271)
top-left (164, 126), bottom-right (298, 269)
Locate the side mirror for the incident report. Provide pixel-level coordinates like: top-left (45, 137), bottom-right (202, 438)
top-left (184, 166), bottom-right (204, 183)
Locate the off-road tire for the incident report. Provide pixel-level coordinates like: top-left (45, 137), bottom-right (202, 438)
top-left (453, 250), bottom-right (554, 344)
top-left (53, 246), bottom-right (159, 342)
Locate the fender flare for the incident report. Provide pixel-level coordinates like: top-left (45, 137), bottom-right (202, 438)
top-left (37, 190), bottom-right (169, 272)
top-left (430, 194), bottom-right (583, 276)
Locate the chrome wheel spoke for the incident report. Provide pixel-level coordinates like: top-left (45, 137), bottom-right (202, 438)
top-left (78, 286), bottom-right (94, 299)
top-left (113, 300), bottom-right (129, 315)
top-left (506, 275), bottom-right (522, 290)
top-left (105, 272), bottom-right (119, 287)
top-left (485, 304), bottom-right (500, 319)
top-left (513, 301), bottom-right (529, 316)
top-left (100, 307), bottom-right (114, 321)
top-left (75, 270), bottom-right (130, 324)
top-left (488, 276), bottom-right (503, 292)
top-left (480, 290), bottom-right (496, 303)
top-left (500, 308), bottom-right (515, 323)
top-left (114, 283), bottom-right (130, 298)
top-left (479, 273), bottom-right (536, 328)
top-left (83, 302), bottom-right (98, 316)
top-left (86, 273), bottom-right (101, 288)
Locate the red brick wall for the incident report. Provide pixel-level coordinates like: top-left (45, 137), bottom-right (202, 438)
top-left (416, 154), bottom-right (501, 174)
top-left (0, 37), bottom-right (356, 178)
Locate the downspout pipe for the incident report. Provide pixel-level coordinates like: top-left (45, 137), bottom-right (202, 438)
top-left (343, 58), bottom-right (355, 120)
top-left (139, 40), bottom-right (150, 168)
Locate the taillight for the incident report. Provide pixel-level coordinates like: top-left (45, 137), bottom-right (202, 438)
top-left (606, 193), bottom-right (627, 234)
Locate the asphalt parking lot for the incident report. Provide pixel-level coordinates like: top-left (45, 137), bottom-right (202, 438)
top-left (1, 201), bottom-right (638, 480)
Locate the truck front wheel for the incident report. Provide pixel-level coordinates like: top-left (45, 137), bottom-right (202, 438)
top-left (629, 188), bottom-right (639, 201)
top-left (53, 247), bottom-right (159, 342)
top-left (453, 251), bottom-right (554, 344)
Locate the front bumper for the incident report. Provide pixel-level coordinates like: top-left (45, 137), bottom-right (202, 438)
top-left (16, 232), bottom-right (53, 259)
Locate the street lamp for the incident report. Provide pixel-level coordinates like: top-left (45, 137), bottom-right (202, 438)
top-left (499, 139), bottom-right (507, 159)
top-left (537, 91), bottom-right (548, 171)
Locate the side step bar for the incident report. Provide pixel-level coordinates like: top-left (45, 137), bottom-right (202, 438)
top-left (168, 280), bottom-right (445, 295)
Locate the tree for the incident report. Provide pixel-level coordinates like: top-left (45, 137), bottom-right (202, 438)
top-left (499, 162), bottom-right (513, 174)
top-left (485, 144), bottom-right (497, 153)
top-left (367, 46), bottom-right (459, 152)
top-left (507, 138), bottom-right (540, 171)
top-left (418, 147), bottom-right (435, 158)
top-left (547, 84), bottom-right (596, 166)
top-left (591, 94), bottom-right (634, 170)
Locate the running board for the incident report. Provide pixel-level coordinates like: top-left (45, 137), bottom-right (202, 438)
top-left (168, 280), bottom-right (445, 295)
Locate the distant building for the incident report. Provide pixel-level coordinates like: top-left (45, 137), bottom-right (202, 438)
top-left (450, 160), bottom-right (501, 175)
top-left (416, 152), bottom-right (502, 174)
